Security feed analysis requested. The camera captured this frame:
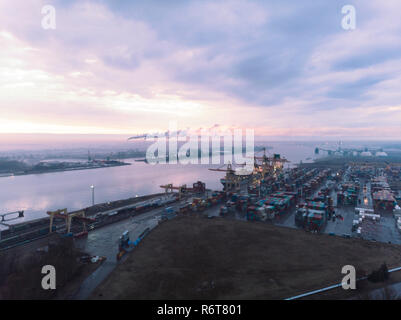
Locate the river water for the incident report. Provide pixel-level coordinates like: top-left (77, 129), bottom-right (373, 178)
top-left (0, 142), bottom-right (318, 225)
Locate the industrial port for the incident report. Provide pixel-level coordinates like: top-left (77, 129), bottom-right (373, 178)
top-left (1, 150), bottom-right (401, 300)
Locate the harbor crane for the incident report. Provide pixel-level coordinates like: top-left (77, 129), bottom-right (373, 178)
top-left (0, 210), bottom-right (24, 223)
top-left (209, 163), bottom-right (236, 174)
top-left (209, 162), bottom-right (253, 191)
top-left (0, 211), bottom-right (24, 229)
top-left (47, 208), bottom-right (95, 237)
top-left (252, 148), bottom-right (290, 178)
top-left (208, 161), bottom-right (249, 173)
top-left (254, 148), bottom-right (289, 165)
top-left (160, 181), bottom-right (206, 199)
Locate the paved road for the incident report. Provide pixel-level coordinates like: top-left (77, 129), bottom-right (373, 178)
top-left (74, 215), bottom-right (159, 299)
top-left (73, 194), bottom-right (190, 300)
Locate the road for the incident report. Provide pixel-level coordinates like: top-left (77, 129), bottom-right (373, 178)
top-left (72, 194), bottom-right (200, 299)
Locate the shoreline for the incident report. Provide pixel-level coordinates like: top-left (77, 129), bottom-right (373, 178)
top-left (0, 162), bottom-right (131, 178)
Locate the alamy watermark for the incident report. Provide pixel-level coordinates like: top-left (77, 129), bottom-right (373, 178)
top-left (40, 4), bottom-right (357, 33)
top-left (134, 122), bottom-right (255, 170)
top-left (41, 265), bottom-right (56, 290)
top-left (41, 5), bottom-right (56, 30)
top-left (341, 265), bottom-right (356, 290)
top-left (341, 5), bottom-right (356, 30)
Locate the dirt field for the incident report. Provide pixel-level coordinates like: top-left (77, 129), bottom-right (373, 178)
top-left (91, 215), bottom-right (401, 300)
top-left (0, 236), bottom-right (101, 300)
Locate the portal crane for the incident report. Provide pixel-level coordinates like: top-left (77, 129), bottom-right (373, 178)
top-left (209, 163), bottom-right (235, 173)
top-left (252, 148), bottom-right (289, 178)
top-left (0, 210), bottom-right (24, 223)
top-left (47, 208), bottom-right (95, 237)
top-left (0, 211), bottom-right (24, 229)
top-left (160, 181), bottom-right (206, 198)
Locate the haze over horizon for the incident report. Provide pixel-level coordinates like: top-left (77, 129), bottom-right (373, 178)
top-left (0, 133), bottom-right (399, 153)
top-left (1, 0), bottom-right (401, 140)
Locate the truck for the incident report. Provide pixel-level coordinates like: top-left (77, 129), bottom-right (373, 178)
top-left (117, 228), bottom-right (150, 260)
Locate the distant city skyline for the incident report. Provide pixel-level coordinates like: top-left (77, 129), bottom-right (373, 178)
top-left (1, 0), bottom-right (401, 139)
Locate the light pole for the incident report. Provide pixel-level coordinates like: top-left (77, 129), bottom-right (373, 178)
top-left (90, 185), bottom-right (95, 206)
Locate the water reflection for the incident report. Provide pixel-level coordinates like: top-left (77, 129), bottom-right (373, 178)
top-left (0, 160), bottom-right (225, 223)
top-left (0, 142), bottom-right (317, 224)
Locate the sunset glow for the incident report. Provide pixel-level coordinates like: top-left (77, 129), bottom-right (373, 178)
top-left (1, 0), bottom-right (401, 139)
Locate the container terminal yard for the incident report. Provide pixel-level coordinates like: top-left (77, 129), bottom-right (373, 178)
top-left (2, 153), bottom-right (401, 299)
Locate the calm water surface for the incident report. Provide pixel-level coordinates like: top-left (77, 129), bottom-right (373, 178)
top-left (0, 142), bottom-right (318, 224)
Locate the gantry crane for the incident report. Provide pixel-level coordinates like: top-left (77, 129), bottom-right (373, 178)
top-left (160, 184), bottom-right (188, 199)
top-left (0, 210), bottom-right (24, 229)
top-left (0, 210), bottom-right (24, 222)
top-left (209, 162), bottom-right (235, 174)
top-left (252, 148), bottom-right (289, 178)
top-left (209, 162), bottom-right (253, 191)
top-left (47, 208), bottom-right (95, 237)
top-left (160, 181), bottom-right (206, 199)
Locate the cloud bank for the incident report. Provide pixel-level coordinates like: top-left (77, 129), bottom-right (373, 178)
top-left (1, 0), bottom-right (401, 139)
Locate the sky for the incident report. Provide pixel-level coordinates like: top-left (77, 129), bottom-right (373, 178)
top-left (1, 0), bottom-right (401, 140)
